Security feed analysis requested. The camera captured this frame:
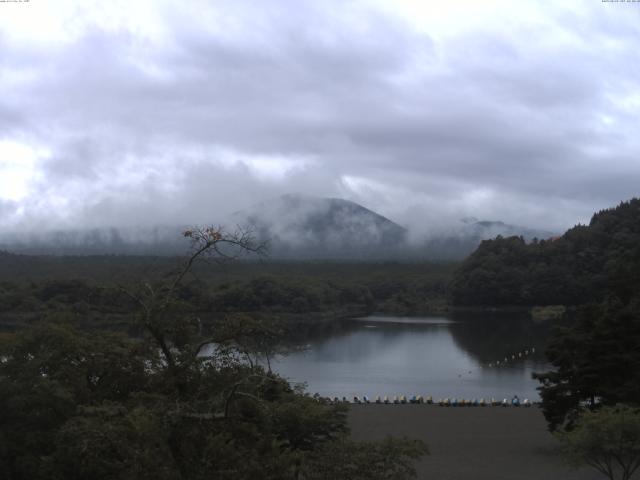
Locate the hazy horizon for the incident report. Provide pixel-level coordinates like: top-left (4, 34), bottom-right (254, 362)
top-left (1, 1), bottom-right (639, 235)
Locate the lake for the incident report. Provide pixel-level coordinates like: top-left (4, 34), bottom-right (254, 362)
top-left (273, 313), bottom-right (552, 400)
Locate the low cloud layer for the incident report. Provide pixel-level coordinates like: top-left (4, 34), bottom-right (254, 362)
top-left (1, 0), bottom-right (639, 235)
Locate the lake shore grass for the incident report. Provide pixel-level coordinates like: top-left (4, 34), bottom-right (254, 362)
top-left (348, 405), bottom-right (601, 480)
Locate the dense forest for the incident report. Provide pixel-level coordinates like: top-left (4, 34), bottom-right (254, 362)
top-left (0, 228), bottom-right (429, 479)
top-left (0, 255), bottom-right (453, 334)
top-left (3, 198), bottom-right (640, 476)
top-left (448, 199), bottom-right (640, 431)
top-left (534, 296), bottom-right (640, 430)
top-left (451, 198), bottom-right (640, 307)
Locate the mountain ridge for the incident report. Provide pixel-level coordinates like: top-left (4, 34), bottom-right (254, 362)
top-left (0, 194), bottom-right (557, 259)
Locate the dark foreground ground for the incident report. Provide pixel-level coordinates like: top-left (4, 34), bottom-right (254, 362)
top-left (349, 405), bottom-right (604, 480)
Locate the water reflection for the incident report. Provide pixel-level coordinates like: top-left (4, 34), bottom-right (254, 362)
top-left (447, 311), bottom-right (549, 366)
top-left (273, 314), bottom-right (551, 400)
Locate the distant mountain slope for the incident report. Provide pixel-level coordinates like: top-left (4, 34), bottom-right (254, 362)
top-left (0, 195), bottom-right (409, 258)
top-left (0, 194), bottom-right (556, 260)
top-left (451, 198), bottom-right (640, 306)
top-left (232, 194), bottom-right (408, 259)
top-left (232, 195), bottom-right (556, 260)
top-left (0, 225), bottom-right (188, 256)
top-left (460, 218), bottom-right (554, 241)
top-left (422, 218), bottom-right (555, 260)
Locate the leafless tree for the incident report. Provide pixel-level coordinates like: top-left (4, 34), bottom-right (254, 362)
top-left (119, 225), bottom-right (265, 374)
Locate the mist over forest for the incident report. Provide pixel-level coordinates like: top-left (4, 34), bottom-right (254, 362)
top-left (2, 2), bottom-right (640, 480)
top-left (0, 194), bottom-right (556, 259)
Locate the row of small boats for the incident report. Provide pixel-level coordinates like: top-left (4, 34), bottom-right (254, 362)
top-left (326, 395), bottom-right (533, 407)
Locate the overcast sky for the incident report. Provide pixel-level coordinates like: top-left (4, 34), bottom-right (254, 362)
top-left (1, 0), bottom-right (639, 234)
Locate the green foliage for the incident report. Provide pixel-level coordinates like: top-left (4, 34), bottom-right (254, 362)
top-left (0, 261), bottom-right (454, 332)
top-left (0, 317), bottom-right (359, 479)
top-left (209, 271), bottom-right (446, 316)
top-left (0, 229), bottom-right (428, 479)
top-left (53, 402), bottom-right (177, 480)
top-left (451, 198), bottom-right (640, 306)
top-left (534, 298), bottom-right (640, 431)
top-left (0, 323), bottom-right (154, 479)
top-left (556, 404), bottom-right (640, 480)
top-left (447, 199), bottom-right (640, 435)
top-left (213, 313), bottom-right (289, 371)
top-left (530, 305), bottom-right (566, 322)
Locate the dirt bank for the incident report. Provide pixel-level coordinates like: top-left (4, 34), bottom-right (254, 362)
top-left (349, 405), bottom-right (603, 480)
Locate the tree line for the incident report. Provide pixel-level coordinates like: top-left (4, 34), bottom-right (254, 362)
top-left (0, 259), bottom-right (452, 334)
top-left (451, 198), bottom-right (640, 307)
top-left (450, 198), bottom-right (640, 428)
top-left (451, 199), bottom-right (640, 479)
top-left (0, 226), bottom-right (427, 479)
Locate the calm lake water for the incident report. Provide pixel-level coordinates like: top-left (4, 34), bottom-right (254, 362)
top-left (273, 313), bottom-right (552, 400)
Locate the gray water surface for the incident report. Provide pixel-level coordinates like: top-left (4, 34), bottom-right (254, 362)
top-left (273, 314), bottom-right (551, 400)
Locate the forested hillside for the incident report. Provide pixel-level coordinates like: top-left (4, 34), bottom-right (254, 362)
top-left (448, 199), bottom-right (640, 430)
top-left (0, 256), bottom-right (453, 333)
top-left (0, 228), bottom-right (429, 480)
top-left (451, 198), bottom-right (640, 306)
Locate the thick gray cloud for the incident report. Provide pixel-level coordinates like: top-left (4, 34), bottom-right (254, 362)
top-left (1, 0), bottom-right (639, 234)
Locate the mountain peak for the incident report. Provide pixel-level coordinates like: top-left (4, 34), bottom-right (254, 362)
top-left (233, 195), bottom-right (407, 258)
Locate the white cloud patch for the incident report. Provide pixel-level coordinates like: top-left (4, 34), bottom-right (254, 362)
top-left (0, 0), bottom-right (639, 234)
top-left (0, 140), bottom-right (46, 202)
